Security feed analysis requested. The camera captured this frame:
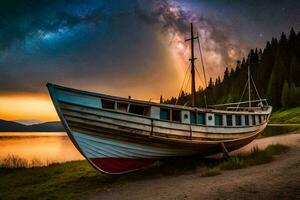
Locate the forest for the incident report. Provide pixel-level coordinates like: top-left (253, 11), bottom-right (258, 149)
top-left (164, 28), bottom-right (300, 110)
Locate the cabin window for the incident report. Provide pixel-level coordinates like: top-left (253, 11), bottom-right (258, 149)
top-left (236, 115), bottom-right (242, 126)
top-left (245, 115), bottom-right (249, 126)
top-left (172, 109), bottom-right (181, 122)
top-left (197, 113), bottom-right (205, 125)
top-left (184, 114), bottom-right (188, 120)
top-left (190, 111), bottom-right (196, 124)
top-left (227, 115), bottom-right (233, 126)
top-left (129, 104), bottom-right (150, 116)
top-left (215, 114), bottom-right (222, 126)
top-left (160, 108), bottom-right (170, 120)
top-left (252, 115), bottom-right (256, 125)
top-left (258, 115), bottom-right (262, 124)
top-left (101, 99), bottom-right (115, 109)
top-left (117, 102), bottom-right (128, 112)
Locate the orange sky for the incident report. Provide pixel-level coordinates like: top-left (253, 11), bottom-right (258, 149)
top-left (0, 38), bottom-right (204, 124)
top-left (0, 93), bottom-right (59, 122)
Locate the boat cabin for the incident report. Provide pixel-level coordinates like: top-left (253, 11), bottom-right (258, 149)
top-left (47, 22), bottom-right (273, 175)
top-left (98, 97), bottom-right (269, 128)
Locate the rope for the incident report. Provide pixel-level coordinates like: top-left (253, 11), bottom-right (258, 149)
top-left (184, 73), bottom-right (192, 93)
top-left (251, 75), bottom-right (262, 101)
top-left (195, 67), bottom-right (208, 107)
top-left (196, 37), bottom-right (208, 89)
top-left (210, 99), bottom-right (268, 107)
top-left (180, 73), bottom-right (191, 106)
top-left (196, 35), bottom-right (208, 108)
top-left (195, 67), bottom-right (205, 87)
top-left (175, 64), bottom-right (191, 105)
top-left (236, 80), bottom-right (248, 110)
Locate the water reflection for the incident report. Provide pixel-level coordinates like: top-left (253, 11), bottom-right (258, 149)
top-left (0, 132), bottom-right (83, 166)
top-left (0, 126), bottom-right (299, 167)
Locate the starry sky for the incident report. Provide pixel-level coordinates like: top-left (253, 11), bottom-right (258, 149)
top-left (0, 0), bottom-right (299, 124)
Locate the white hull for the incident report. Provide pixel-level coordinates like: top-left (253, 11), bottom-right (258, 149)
top-left (72, 131), bottom-right (197, 158)
top-left (47, 83), bottom-right (272, 174)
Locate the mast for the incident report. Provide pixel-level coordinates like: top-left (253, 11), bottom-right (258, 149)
top-left (248, 65), bottom-right (251, 108)
top-left (185, 23), bottom-right (198, 107)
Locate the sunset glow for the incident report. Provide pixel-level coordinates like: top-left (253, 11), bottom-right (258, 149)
top-left (0, 0), bottom-right (298, 124)
top-left (0, 94), bottom-right (58, 122)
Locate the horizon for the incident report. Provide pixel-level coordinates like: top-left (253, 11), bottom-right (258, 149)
top-left (0, 0), bottom-right (299, 124)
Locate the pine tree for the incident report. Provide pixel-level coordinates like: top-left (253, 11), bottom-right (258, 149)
top-left (289, 27), bottom-right (296, 40)
top-left (223, 67), bottom-right (229, 81)
top-left (217, 76), bottom-right (221, 85)
top-left (281, 80), bottom-right (289, 107)
top-left (267, 51), bottom-right (286, 108)
top-left (164, 29), bottom-right (300, 109)
top-left (208, 78), bottom-right (214, 88)
top-left (289, 56), bottom-right (300, 85)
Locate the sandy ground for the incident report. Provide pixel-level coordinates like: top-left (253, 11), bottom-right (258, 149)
top-left (85, 134), bottom-right (300, 200)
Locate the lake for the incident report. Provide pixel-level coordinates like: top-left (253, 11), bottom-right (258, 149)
top-left (0, 126), bottom-right (299, 167)
top-left (0, 132), bottom-right (84, 166)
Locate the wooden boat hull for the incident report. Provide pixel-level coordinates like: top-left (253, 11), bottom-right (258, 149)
top-left (47, 83), bottom-right (271, 174)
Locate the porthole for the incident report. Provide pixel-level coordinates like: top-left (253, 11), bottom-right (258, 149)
top-left (208, 116), bottom-right (212, 120)
top-left (184, 114), bottom-right (188, 119)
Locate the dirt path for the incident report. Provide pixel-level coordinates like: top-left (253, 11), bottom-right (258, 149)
top-left (85, 134), bottom-right (300, 200)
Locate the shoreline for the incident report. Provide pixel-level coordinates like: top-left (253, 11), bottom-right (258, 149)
top-left (1, 130), bottom-right (299, 167)
top-left (268, 123), bottom-right (300, 126)
top-left (1, 133), bottom-right (299, 199)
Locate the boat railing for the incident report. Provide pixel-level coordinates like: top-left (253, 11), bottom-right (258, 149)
top-left (209, 99), bottom-right (269, 111)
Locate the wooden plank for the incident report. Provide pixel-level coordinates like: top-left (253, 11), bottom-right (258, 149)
top-left (60, 101), bottom-right (263, 137)
top-left (63, 111), bottom-right (256, 140)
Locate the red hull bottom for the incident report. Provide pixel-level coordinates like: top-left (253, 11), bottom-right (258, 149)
top-left (90, 158), bottom-right (157, 174)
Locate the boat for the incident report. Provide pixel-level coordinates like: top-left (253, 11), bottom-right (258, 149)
top-left (47, 23), bottom-right (272, 174)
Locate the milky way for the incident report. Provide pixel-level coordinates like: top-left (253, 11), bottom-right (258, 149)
top-left (0, 0), bottom-right (299, 99)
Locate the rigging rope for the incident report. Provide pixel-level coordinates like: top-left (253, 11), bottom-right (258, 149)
top-left (236, 80), bottom-right (248, 110)
top-left (196, 37), bottom-right (208, 89)
top-left (251, 75), bottom-right (262, 101)
top-left (181, 73), bottom-right (192, 106)
top-left (195, 67), bottom-right (205, 87)
top-left (184, 73), bottom-right (192, 94)
top-left (195, 67), bottom-right (208, 107)
top-left (236, 73), bottom-right (262, 109)
top-left (196, 34), bottom-right (208, 108)
top-left (175, 64), bottom-right (191, 105)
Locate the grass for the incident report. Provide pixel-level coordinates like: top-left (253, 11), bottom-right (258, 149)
top-left (258, 125), bottom-right (300, 138)
top-left (218, 144), bottom-right (289, 170)
top-left (270, 107), bottom-right (300, 124)
top-left (0, 161), bottom-right (107, 200)
top-left (219, 156), bottom-right (245, 170)
top-left (0, 144), bottom-right (290, 200)
top-left (0, 155), bottom-right (29, 168)
top-left (200, 144), bottom-right (289, 176)
top-left (0, 155), bottom-right (46, 168)
top-left (258, 107), bottom-right (300, 138)
top-left (200, 167), bottom-right (221, 177)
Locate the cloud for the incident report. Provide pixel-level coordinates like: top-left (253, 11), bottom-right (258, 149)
top-left (135, 0), bottom-right (248, 80)
top-left (0, 0), bottom-right (184, 99)
top-left (0, 0), bottom-right (248, 99)
top-left (0, 0), bottom-right (113, 51)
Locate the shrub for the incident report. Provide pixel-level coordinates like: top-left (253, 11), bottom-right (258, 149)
top-left (201, 168), bottom-right (221, 177)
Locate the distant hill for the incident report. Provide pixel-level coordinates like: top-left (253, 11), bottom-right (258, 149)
top-left (0, 120), bottom-right (64, 132)
top-left (0, 120), bottom-right (28, 132)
